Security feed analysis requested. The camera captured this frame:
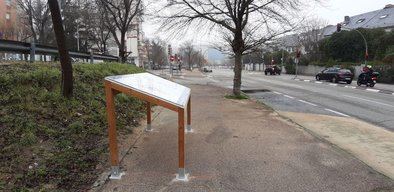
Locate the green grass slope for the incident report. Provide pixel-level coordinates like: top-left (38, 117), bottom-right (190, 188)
top-left (0, 63), bottom-right (145, 191)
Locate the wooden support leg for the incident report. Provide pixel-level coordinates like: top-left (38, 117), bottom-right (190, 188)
top-left (186, 97), bottom-right (192, 132)
top-left (146, 102), bottom-right (152, 131)
top-left (177, 107), bottom-right (187, 180)
top-left (105, 85), bottom-right (121, 179)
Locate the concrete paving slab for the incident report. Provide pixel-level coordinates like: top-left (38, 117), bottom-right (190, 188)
top-left (93, 85), bottom-right (393, 192)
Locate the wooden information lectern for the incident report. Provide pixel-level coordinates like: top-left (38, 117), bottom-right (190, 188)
top-left (104, 73), bottom-right (192, 180)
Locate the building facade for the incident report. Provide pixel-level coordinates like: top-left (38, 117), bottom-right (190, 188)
top-left (0, 0), bottom-right (18, 40)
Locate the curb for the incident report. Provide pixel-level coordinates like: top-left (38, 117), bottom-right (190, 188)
top-left (294, 78), bottom-right (394, 96)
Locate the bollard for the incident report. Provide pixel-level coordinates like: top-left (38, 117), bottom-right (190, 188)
top-left (30, 41), bottom-right (36, 63)
top-left (90, 50), bottom-right (94, 64)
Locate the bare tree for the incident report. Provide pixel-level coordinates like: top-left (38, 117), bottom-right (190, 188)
top-left (98, 0), bottom-right (143, 62)
top-left (149, 38), bottom-right (167, 67)
top-left (17, 0), bottom-right (52, 44)
top-left (296, 17), bottom-right (327, 61)
top-left (179, 41), bottom-right (196, 70)
top-left (160, 0), bottom-right (316, 96)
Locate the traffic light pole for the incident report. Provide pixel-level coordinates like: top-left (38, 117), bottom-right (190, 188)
top-left (341, 26), bottom-right (369, 66)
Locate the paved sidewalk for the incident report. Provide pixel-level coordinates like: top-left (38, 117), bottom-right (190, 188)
top-left (94, 84), bottom-right (393, 192)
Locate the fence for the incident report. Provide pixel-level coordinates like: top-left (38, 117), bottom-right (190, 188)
top-left (0, 39), bottom-right (118, 63)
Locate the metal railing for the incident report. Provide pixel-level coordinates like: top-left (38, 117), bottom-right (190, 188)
top-left (0, 39), bottom-right (119, 63)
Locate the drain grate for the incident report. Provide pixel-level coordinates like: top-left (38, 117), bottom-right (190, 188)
top-left (242, 89), bottom-right (271, 93)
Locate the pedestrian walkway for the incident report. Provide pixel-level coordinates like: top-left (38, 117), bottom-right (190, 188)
top-left (93, 84), bottom-right (393, 192)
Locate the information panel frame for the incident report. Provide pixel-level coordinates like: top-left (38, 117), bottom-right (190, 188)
top-left (104, 73), bottom-right (192, 181)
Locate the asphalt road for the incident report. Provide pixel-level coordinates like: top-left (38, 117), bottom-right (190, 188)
top-left (204, 69), bottom-right (394, 131)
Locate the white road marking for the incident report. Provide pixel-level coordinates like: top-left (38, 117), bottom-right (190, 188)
top-left (329, 83), bottom-right (337, 86)
top-left (315, 81), bottom-right (323, 84)
top-left (304, 80), bottom-right (311, 82)
top-left (343, 95), bottom-right (394, 108)
top-left (294, 79), bottom-right (300, 81)
top-left (284, 95), bottom-right (295, 99)
top-left (345, 85), bottom-right (356, 89)
top-left (273, 91), bottom-right (282, 95)
top-left (366, 88), bottom-right (380, 92)
top-left (298, 100), bottom-right (318, 107)
top-left (324, 108), bottom-right (350, 117)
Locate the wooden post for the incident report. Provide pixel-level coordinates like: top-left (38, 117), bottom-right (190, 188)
top-left (105, 84), bottom-right (120, 177)
top-left (187, 97), bottom-right (191, 132)
top-left (178, 107), bottom-right (186, 179)
top-left (146, 102), bottom-right (152, 131)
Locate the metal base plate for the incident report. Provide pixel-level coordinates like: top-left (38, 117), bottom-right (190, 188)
top-left (175, 168), bottom-right (189, 181)
top-left (186, 125), bottom-right (193, 133)
top-left (109, 166), bottom-right (125, 180)
top-left (145, 124), bottom-right (152, 132)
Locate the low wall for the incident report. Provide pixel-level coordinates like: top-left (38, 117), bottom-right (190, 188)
top-left (295, 65), bottom-right (363, 78)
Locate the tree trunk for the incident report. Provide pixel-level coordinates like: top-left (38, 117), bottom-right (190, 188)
top-left (48, 0), bottom-right (73, 98)
top-left (233, 52), bottom-right (242, 96)
top-left (232, 30), bottom-right (244, 96)
top-left (119, 32), bottom-right (127, 63)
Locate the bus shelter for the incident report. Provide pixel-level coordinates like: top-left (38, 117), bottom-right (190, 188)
top-left (104, 73), bottom-right (192, 180)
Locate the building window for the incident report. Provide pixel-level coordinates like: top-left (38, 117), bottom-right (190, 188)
top-left (356, 18), bottom-right (365, 23)
top-left (380, 14), bottom-right (389, 19)
top-left (5, 13), bottom-right (10, 20)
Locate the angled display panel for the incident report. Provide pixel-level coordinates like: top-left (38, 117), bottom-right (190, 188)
top-left (105, 73), bottom-right (191, 108)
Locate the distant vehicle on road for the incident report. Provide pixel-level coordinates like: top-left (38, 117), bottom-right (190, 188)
top-left (203, 67), bottom-right (212, 73)
top-left (315, 67), bottom-right (353, 84)
top-left (264, 65), bottom-right (281, 75)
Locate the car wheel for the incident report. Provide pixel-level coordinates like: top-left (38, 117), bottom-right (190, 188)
top-left (357, 80), bottom-right (361, 86)
top-left (265, 72), bottom-right (267, 75)
top-left (332, 77), bottom-right (338, 83)
top-left (346, 80), bottom-right (352, 84)
top-left (369, 83), bottom-right (375, 87)
top-left (316, 75), bottom-right (320, 81)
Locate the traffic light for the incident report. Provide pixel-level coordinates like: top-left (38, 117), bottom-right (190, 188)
top-left (336, 23), bottom-right (342, 32)
top-left (168, 45), bottom-right (172, 56)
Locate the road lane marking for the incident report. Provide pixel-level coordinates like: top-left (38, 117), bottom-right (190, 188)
top-left (284, 95), bottom-right (295, 99)
top-left (343, 95), bottom-right (394, 108)
top-left (329, 83), bottom-right (337, 86)
top-left (345, 85), bottom-right (356, 89)
top-left (324, 108), bottom-right (350, 117)
top-left (273, 91), bottom-right (282, 95)
top-left (298, 100), bottom-right (318, 107)
top-left (315, 81), bottom-right (323, 84)
top-left (304, 80), bottom-right (311, 82)
top-left (366, 88), bottom-right (380, 92)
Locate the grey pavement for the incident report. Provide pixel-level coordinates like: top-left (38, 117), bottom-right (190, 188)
top-left (94, 73), bottom-right (394, 192)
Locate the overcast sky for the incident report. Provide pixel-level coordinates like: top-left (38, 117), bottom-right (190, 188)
top-left (141, 0), bottom-right (393, 60)
top-left (313, 0), bottom-right (393, 24)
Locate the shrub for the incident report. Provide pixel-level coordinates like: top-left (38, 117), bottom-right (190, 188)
top-left (0, 62), bottom-right (145, 191)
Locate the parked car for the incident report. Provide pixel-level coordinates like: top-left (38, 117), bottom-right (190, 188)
top-left (265, 65), bottom-right (281, 75)
top-left (203, 67), bottom-right (212, 73)
top-left (315, 67), bottom-right (353, 84)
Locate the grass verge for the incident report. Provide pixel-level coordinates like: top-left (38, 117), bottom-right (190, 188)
top-left (0, 62), bottom-right (145, 191)
top-left (224, 93), bottom-right (249, 100)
